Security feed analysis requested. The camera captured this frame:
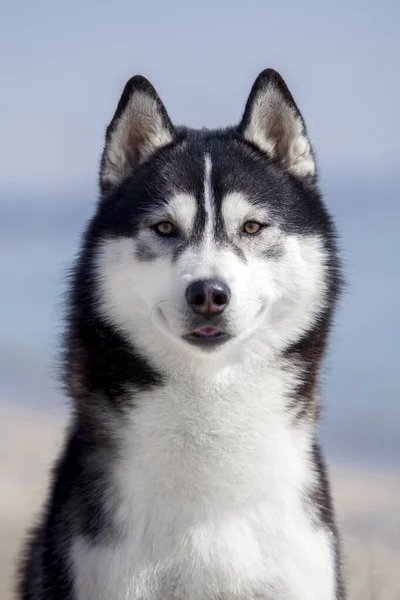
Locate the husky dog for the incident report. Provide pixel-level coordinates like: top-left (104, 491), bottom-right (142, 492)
top-left (19, 69), bottom-right (345, 600)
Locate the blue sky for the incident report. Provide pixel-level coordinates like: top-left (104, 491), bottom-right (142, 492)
top-left (1, 0), bottom-right (399, 466)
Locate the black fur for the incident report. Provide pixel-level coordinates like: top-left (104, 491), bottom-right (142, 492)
top-left (309, 442), bottom-right (347, 600)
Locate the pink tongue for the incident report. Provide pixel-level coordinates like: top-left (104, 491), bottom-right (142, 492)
top-left (196, 326), bottom-right (219, 336)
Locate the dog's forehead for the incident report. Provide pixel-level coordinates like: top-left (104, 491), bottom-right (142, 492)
top-left (157, 141), bottom-right (280, 231)
top-left (161, 137), bottom-right (270, 203)
top-left (160, 147), bottom-right (265, 236)
top-left (155, 137), bottom-right (328, 237)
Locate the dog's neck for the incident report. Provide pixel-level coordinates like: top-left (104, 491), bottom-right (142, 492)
top-left (106, 346), bottom-right (318, 534)
top-left (67, 310), bottom-right (325, 429)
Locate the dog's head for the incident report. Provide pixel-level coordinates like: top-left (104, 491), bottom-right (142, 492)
top-left (90, 71), bottom-right (339, 361)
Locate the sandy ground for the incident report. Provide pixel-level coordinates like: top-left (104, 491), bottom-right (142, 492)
top-left (1, 404), bottom-right (399, 600)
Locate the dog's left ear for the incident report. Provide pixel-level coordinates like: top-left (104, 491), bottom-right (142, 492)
top-left (100, 76), bottom-right (174, 194)
top-left (239, 69), bottom-right (315, 180)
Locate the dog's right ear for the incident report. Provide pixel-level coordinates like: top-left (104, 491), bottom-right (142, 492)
top-left (100, 76), bottom-right (174, 194)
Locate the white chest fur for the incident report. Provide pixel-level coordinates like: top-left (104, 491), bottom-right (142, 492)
top-left (71, 362), bottom-right (336, 600)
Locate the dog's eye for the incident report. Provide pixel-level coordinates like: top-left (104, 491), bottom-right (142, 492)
top-left (243, 221), bottom-right (263, 235)
top-left (154, 221), bottom-right (176, 236)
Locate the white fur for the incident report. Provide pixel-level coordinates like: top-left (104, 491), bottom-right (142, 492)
top-left (203, 154), bottom-right (214, 240)
top-left (71, 362), bottom-right (335, 599)
top-left (166, 193), bottom-right (197, 233)
top-left (72, 164), bottom-right (335, 599)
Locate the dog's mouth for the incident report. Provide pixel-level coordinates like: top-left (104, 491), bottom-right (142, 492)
top-left (183, 326), bottom-right (230, 348)
top-left (193, 326), bottom-right (222, 338)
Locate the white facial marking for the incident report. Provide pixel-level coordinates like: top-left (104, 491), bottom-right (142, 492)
top-left (95, 222), bottom-right (328, 373)
top-left (164, 193), bottom-right (197, 234)
top-left (203, 154), bottom-right (214, 241)
top-left (221, 192), bottom-right (270, 236)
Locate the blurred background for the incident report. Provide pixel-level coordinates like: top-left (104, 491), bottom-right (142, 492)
top-left (1, 1), bottom-right (399, 598)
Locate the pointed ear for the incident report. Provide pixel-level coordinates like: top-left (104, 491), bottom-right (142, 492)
top-left (239, 69), bottom-right (316, 180)
top-left (100, 76), bottom-right (174, 193)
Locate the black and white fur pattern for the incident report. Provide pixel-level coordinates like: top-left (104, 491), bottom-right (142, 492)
top-left (18, 69), bottom-right (345, 600)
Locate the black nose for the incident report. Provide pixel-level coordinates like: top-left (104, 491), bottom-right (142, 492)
top-left (186, 279), bottom-right (231, 316)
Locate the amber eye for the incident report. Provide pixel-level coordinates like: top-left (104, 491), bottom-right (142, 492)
top-left (154, 221), bottom-right (176, 236)
top-left (243, 221), bottom-right (262, 235)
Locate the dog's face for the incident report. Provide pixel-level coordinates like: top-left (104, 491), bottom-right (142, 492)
top-left (91, 71), bottom-right (337, 359)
